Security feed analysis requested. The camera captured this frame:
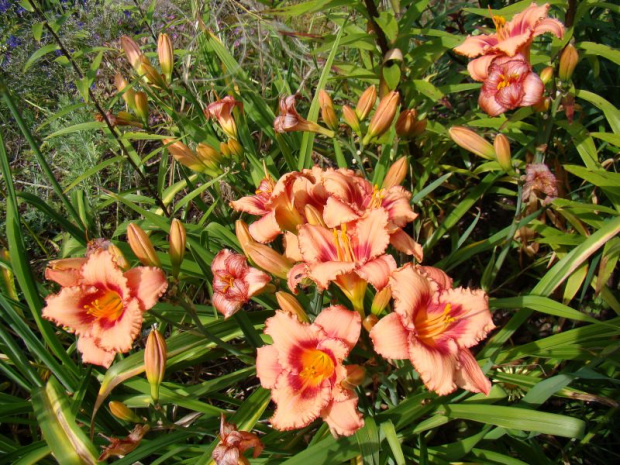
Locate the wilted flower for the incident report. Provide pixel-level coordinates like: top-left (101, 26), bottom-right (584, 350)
top-left (370, 264), bottom-right (495, 395)
top-left (274, 95), bottom-right (334, 137)
top-left (42, 249), bottom-right (168, 368)
top-left (256, 307), bottom-right (364, 436)
top-left (454, 3), bottom-right (564, 81)
top-left (99, 425), bottom-right (150, 461)
top-left (522, 163), bottom-right (558, 205)
top-left (478, 55), bottom-right (544, 116)
top-left (205, 96), bottom-right (243, 139)
top-left (211, 249), bottom-right (271, 318)
top-left (212, 415), bottom-right (263, 465)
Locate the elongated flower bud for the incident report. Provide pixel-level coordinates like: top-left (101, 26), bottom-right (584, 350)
top-left (382, 157), bottom-right (408, 189)
top-left (363, 314), bottom-right (378, 332)
top-left (559, 44), bottom-right (578, 82)
top-left (395, 109), bottom-right (426, 138)
top-left (364, 91), bottom-right (400, 143)
top-left (157, 33), bottom-right (173, 84)
top-left (134, 91), bottom-right (149, 125)
top-left (226, 139), bottom-right (243, 159)
top-left (276, 291), bottom-right (309, 322)
top-left (165, 139), bottom-right (207, 173)
top-left (120, 35), bottom-right (145, 71)
top-left (107, 243), bottom-right (130, 270)
top-left (114, 73), bottom-right (136, 111)
top-left (448, 126), bottom-right (496, 160)
top-left (342, 105), bottom-right (361, 135)
top-left (371, 286), bottom-right (392, 315)
top-left (494, 134), bottom-right (512, 172)
top-left (140, 61), bottom-right (167, 89)
top-left (318, 90), bottom-right (338, 131)
top-left (196, 143), bottom-right (222, 169)
top-left (341, 365), bottom-right (365, 390)
top-left (109, 401), bottom-right (142, 423)
top-left (169, 219), bottom-right (186, 278)
top-left (244, 242), bottom-right (292, 279)
top-left (540, 66), bottom-right (554, 85)
top-left (145, 329), bottom-right (167, 403)
top-left (127, 223), bottom-right (161, 267)
top-left (355, 85), bottom-right (377, 121)
top-left (235, 220), bottom-right (254, 257)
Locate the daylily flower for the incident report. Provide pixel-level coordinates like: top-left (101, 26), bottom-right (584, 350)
top-left (212, 414), bottom-right (263, 465)
top-left (211, 249), bottom-right (271, 318)
top-left (43, 249), bottom-right (168, 368)
top-left (99, 425), bottom-right (150, 461)
top-left (205, 96), bottom-right (243, 139)
top-left (256, 307), bottom-right (364, 436)
top-left (370, 264), bottom-right (495, 395)
top-left (478, 55), bottom-right (544, 116)
top-left (293, 208), bottom-right (396, 311)
top-left (522, 163), bottom-right (558, 205)
top-left (454, 3), bottom-right (565, 81)
top-left (274, 95), bottom-right (335, 137)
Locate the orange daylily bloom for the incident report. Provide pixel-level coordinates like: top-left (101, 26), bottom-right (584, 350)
top-left (256, 307), bottom-right (364, 436)
top-left (205, 96), bottom-right (243, 139)
top-left (212, 414), bottom-right (263, 465)
top-left (370, 264), bottom-right (495, 395)
top-left (454, 3), bottom-right (564, 81)
top-left (43, 249), bottom-right (168, 368)
top-left (211, 249), bottom-right (271, 318)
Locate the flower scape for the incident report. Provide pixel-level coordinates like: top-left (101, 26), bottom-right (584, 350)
top-left (4, 1), bottom-right (617, 464)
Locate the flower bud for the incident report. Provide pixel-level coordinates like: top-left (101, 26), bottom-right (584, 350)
top-left (395, 109), bottom-right (426, 138)
top-left (196, 143), bottom-right (222, 170)
top-left (226, 139), bottom-right (243, 159)
top-left (364, 91), bottom-right (400, 143)
top-left (355, 85), bottom-right (377, 121)
top-left (134, 91), bottom-right (149, 125)
top-left (540, 66), bottom-right (554, 85)
top-left (382, 157), bottom-right (408, 189)
top-left (341, 365), bottom-right (365, 390)
top-left (219, 141), bottom-right (231, 157)
top-left (235, 220), bottom-right (255, 257)
top-left (304, 205), bottom-right (326, 227)
top-left (0, 248), bottom-right (17, 300)
top-left (114, 73), bottom-right (136, 111)
top-left (120, 36), bottom-right (145, 72)
top-left (342, 105), bottom-right (361, 135)
top-left (559, 44), bottom-right (578, 82)
top-left (140, 61), bottom-right (167, 89)
top-left (371, 287), bottom-right (392, 315)
top-left (532, 97), bottom-right (550, 113)
top-left (157, 33), bottom-right (174, 84)
top-left (448, 126), bottom-right (496, 160)
top-left (145, 329), bottom-right (167, 403)
top-left (276, 291), bottom-right (309, 322)
top-left (107, 243), bottom-right (130, 270)
top-left (494, 134), bottom-right (512, 172)
top-left (109, 401), bottom-right (142, 423)
top-left (318, 90), bottom-right (339, 131)
top-left (244, 242), bottom-right (292, 280)
top-left (165, 139), bottom-right (208, 173)
top-left (127, 223), bottom-right (161, 267)
top-left (363, 314), bottom-right (378, 332)
top-left (169, 219), bottom-right (186, 278)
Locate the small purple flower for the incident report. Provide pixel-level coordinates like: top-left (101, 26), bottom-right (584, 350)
top-left (123, 10), bottom-right (132, 19)
top-left (7, 35), bottom-right (21, 49)
top-left (0, 0), bottom-right (10, 14)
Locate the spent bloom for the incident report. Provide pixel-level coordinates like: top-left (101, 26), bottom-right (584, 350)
top-left (454, 3), bottom-right (565, 81)
top-left (370, 265), bottom-right (495, 395)
top-left (274, 95), bottom-right (334, 137)
top-left (522, 163), bottom-right (558, 205)
top-left (205, 96), bottom-right (243, 139)
top-left (43, 249), bottom-right (168, 368)
top-left (211, 249), bottom-right (271, 318)
top-left (256, 307), bottom-right (364, 436)
top-left (212, 415), bottom-right (263, 465)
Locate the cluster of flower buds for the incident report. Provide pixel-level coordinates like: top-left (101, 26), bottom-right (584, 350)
top-left (163, 139), bottom-right (224, 176)
top-left (449, 126), bottom-right (513, 173)
top-left (127, 220), bottom-right (187, 278)
top-left (120, 34), bottom-right (173, 88)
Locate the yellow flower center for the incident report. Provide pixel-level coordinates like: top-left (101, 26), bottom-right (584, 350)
top-left (369, 184), bottom-right (386, 209)
top-left (492, 14), bottom-right (509, 41)
top-left (299, 349), bottom-right (335, 387)
top-left (221, 275), bottom-right (236, 293)
top-left (84, 290), bottom-right (124, 321)
top-left (496, 73), bottom-right (520, 90)
top-left (332, 224), bottom-right (355, 262)
top-left (415, 303), bottom-right (456, 345)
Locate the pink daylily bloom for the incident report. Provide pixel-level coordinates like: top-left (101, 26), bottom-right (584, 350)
top-left (454, 3), bottom-right (564, 81)
top-left (370, 264), bottom-right (495, 396)
top-left (212, 414), bottom-right (263, 465)
top-left (211, 249), bottom-right (271, 318)
top-left (205, 96), bottom-right (243, 139)
top-left (478, 55), bottom-right (544, 116)
top-left (256, 307), bottom-right (364, 436)
top-left (43, 249), bottom-right (168, 368)
top-left (293, 208), bottom-right (396, 304)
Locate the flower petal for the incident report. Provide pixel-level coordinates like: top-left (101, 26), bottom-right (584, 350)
top-left (520, 72), bottom-right (544, 106)
top-left (417, 266), bottom-right (452, 290)
top-left (389, 265), bottom-right (431, 329)
top-left (283, 231), bottom-right (303, 262)
top-left (382, 187), bottom-right (417, 229)
top-left (438, 287), bottom-right (494, 349)
top-left (95, 298), bottom-right (143, 353)
top-left (264, 311), bottom-right (320, 366)
top-left (124, 267), bottom-right (168, 311)
top-left (356, 254), bottom-right (396, 290)
top-left (44, 258), bottom-right (87, 287)
top-left (298, 224), bottom-right (338, 263)
top-left (256, 345), bottom-right (282, 389)
top-left (77, 336), bottom-right (116, 368)
top-left (408, 337), bottom-right (458, 395)
top-left (533, 18), bottom-right (564, 39)
top-left (322, 197), bottom-right (361, 229)
top-left (454, 349), bottom-right (491, 395)
top-left (314, 305), bottom-right (361, 349)
top-left (454, 34), bottom-right (499, 58)
top-left (80, 250), bottom-right (129, 298)
top-left (467, 54), bottom-right (498, 81)
top-left (369, 312), bottom-right (410, 360)
top-left (42, 286), bottom-right (97, 336)
top-left (478, 89), bottom-right (507, 117)
top-left (212, 292), bottom-right (244, 318)
top-left (321, 397), bottom-right (364, 437)
top-left (230, 195), bottom-right (269, 216)
top-left (307, 261), bottom-right (357, 290)
top-left (249, 211), bottom-right (281, 243)
top-left (270, 373), bottom-right (331, 431)
top-left (245, 267), bottom-right (271, 297)
top-left (352, 208), bottom-right (390, 261)
top-left (390, 229), bottom-right (423, 261)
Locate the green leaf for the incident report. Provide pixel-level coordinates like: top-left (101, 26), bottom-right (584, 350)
top-left (576, 89), bottom-right (620, 134)
top-left (381, 420), bottom-right (406, 465)
top-left (491, 295), bottom-right (602, 325)
top-left (32, 23), bottom-right (43, 41)
top-left (442, 404), bottom-right (585, 438)
top-left (356, 416), bottom-right (380, 465)
top-left (45, 121), bottom-right (107, 139)
top-left (24, 43), bottom-right (60, 72)
top-left (578, 41), bottom-right (620, 66)
top-left (411, 79), bottom-right (444, 102)
top-left (32, 377), bottom-right (98, 465)
top-left (375, 11), bottom-right (399, 43)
